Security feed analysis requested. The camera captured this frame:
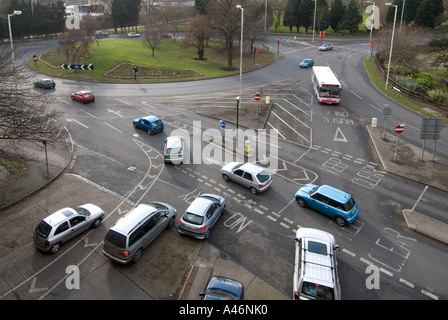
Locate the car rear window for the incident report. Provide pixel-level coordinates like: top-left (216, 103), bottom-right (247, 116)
top-left (104, 230), bottom-right (127, 248)
top-left (35, 221), bottom-right (52, 238)
top-left (183, 212), bottom-right (204, 225)
top-left (152, 120), bottom-right (163, 127)
top-left (302, 281), bottom-right (335, 300)
top-left (256, 170), bottom-right (270, 183)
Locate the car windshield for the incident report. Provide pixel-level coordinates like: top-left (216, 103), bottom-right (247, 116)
top-left (256, 170), bottom-right (270, 183)
top-left (183, 212), bottom-right (204, 225)
top-left (35, 221), bottom-right (52, 238)
top-left (205, 289), bottom-right (239, 300)
top-left (104, 230), bottom-right (127, 248)
top-left (148, 202), bottom-right (168, 211)
top-left (302, 282), bottom-right (335, 300)
top-left (75, 207), bottom-right (91, 216)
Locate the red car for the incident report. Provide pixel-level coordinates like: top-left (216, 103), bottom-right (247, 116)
top-left (71, 90), bottom-right (95, 103)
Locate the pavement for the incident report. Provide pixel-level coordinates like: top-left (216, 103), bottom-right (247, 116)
top-left (1, 99), bottom-right (447, 300)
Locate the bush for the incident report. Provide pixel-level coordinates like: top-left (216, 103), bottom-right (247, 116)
top-left (411, 73), bottom-right (436, 89)
top-left (427, 89), bottom-right (448, 106)
top-left (396, 76), bottom-right (427, 93)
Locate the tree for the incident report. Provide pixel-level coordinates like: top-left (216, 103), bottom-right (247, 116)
top-left (414, 0), bottom-right (445, 29)
top-left (0, 48), bottom-right (60, 172)
top-left (314, 0), bottom-right (330, 33)
top-left (142, 25), bottom-right (161, 57)
top-left (298, 0), bottom-right (314, 33)
top-left (329, 0), bottom-right (345, 33)
top-left (283, 0), bottom-right (299, 32)
top-left (58, 17), bottom-right (96, 64)
top-left (182, 15), bottom-right (213, 60)
top-left (208, 0), bottom-right (245, 71)
top-left (338, 0), bottom-right (362, 34)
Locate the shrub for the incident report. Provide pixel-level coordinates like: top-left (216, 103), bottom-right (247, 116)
top-left (427, 89), bottom-right (448, 106)
top-left (396, 76), bottom-right (427, 93)
top-left (411, 73), bottom-right (436, 89)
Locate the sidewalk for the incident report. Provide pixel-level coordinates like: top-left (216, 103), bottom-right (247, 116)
top-left (366, 125), bottom-right (448, 245)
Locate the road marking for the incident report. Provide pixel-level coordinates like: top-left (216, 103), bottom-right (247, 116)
top-left (66, 118), bottom-right (88, 128)
top-left (333, 126), bottom-right (348, 142)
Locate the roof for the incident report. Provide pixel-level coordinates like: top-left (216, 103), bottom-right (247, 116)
top-left (111, 204), bottom-right (157, 235)
top-left (44, 208), bottom-right (76, 226)
top-left (186, 197), bottom-right (212, 216)
top-left (302, 238), bottom-right (335, 287)
top-left (318, 185), bottom-right (352, 204)
top-left (240, 163), bottom-right (264, 174)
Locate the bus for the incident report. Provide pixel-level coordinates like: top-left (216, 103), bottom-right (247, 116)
top-left (312, 66), bottom-right (342, 104)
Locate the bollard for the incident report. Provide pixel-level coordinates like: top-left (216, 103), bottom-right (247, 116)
top-left (371, 117), bottom-right (377, 128)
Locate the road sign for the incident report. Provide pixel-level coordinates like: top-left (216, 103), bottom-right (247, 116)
top-left (219, 120), bottom-right (226, 129)
top-left (61, 64), bottom-right (94, 70)
top-left (395, 124), bottom-right (405, 134)
top-left (254, 93), bottom-right (261, 101)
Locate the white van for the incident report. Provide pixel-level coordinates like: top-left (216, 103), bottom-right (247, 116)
top-left (293, 228), bottom-right (341, 300)
top-left (102, 202), bottom-right (176, 264)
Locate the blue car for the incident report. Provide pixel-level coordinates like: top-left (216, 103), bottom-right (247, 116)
top-left (295, 184), bottom-right (359, 227)
top-left (200, 276), bottom-right (244, 300)
top-left (133, 115), bottom-right (164, 135)
top-left (299, 59), bottom-right (314, 68)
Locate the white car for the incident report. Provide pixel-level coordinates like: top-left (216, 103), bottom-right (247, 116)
top-left (127, 32), bottom-right (140, 38)
top-left (164, 136), bottom-right (185, 164)
top-left (33, 204), bottom-right (104, 253)
top-left (221, 162), bottom-right (272, 194)
top-left (293, 228), bottom-right (341, 300)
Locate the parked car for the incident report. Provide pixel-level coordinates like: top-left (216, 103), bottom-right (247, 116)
top-left (221, 162), bottom-right (272, 195)
top-left (71, 90), bottom-right (95, 103)
top-left (34, 79), bottom-right (55, 89)
top-left (319, 44), bottom-right (333, 51)
top-left (94, 31), bottom-right (109, 38)
top-left (200, 276), bottom-right (244, 300)
top-left (299, 59), bottom-right (314, 68)
top-left (127, 32), bottom-right (140, 38)
top-left (102, 202), bottom-right (177, 264)
top-left (178, 194), bottom-right (226, 240)
top-left (33, 204), bottom-right (104, 254)
top-left (293, 228), bottom-right (341, 300)
top-left (295, 184), bottom-right (359, 227)
top-left (164, 136), bottom-right (185, 164)
top-left (133, 115), bottom-right (164, 135)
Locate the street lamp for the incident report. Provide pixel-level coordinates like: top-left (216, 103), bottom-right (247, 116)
top-left (7, 10), bottom-right (22, 63)
top-left (400, 0), bottom-right (406, 32)
top-left (236, 4), bottom-right (244, 123)
top-left (366, 1), bottom-right (375, 59)
top-left (385, 3), bottom-right (397, 90)
top-left (312, 0), bottom-right (317, 42)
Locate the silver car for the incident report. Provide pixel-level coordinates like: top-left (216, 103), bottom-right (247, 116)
top-left (33, 204), bottom-right (104, 254)
top-left (178, 194), bottom-right (226, 240)
top-left (164, 136), bottom-right (185, 164)
top-left (221, 162), bottom-right (272, 194)
top-left (102, 202), bottom-right (177, 264)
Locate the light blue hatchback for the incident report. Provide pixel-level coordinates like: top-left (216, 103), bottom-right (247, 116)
top-left (295, 184), bottom-right (359, 227)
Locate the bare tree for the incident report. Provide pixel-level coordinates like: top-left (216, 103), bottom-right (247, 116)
top-left (182, 15), bottom-right (213, 60)
top-left (0, 49), bottom-right (61, 172)
top-left (58, 17), bottom-right (96, 64)
top-left (142, 25), bottom-right (161, 56)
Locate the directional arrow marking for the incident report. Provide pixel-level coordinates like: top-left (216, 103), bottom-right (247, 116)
top-left (333, 127), bottom-right (348, 142)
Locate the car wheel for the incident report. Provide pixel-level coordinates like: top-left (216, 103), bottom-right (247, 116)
top-left (204, 229), bottom-right (210, 240)
top-left (49, 242), bottom-right (62, 254)
top-left (166, 216), bottom-right (175, 229)
top-left (91, 218), bottom-right (102, 228)
top-left (250, 187), bottom-right (258, 195)
top-left (222, 174), bottom-right (230, 182)
top-left (296, 197), bottom-right (306, 207)
top-left (334, 216), bottom-right (346, 227)
top-left (132, 248), bottom-right (143, 263)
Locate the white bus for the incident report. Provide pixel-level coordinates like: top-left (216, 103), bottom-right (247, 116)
top-left (312, 66), bottom-right (342, 104)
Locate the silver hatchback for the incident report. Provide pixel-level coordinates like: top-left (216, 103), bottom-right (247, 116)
top-left (33, 203), bottom-right (104, 254)
top-left (178, 194), bottom-right (226, 240)
top-left (221, 162), bottom-right (272, 194)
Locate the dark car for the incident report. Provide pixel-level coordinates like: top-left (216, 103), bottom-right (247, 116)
top-left (34, 79), bottom-right (55, 89)
top-left (200, 276), bottom-right (244, 300)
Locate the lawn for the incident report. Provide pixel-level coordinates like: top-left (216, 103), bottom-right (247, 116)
top-left (29, 38), bottom-right (275, 83)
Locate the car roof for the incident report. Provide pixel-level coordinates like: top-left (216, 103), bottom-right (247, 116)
top-left (240, 163), bottom-right (264, 174)
top-left (140, 115), bottom-right (160, 122)
top-left (111, 204), bottom-right (157, 235)
top-left (44, 208), bottom-right (76, 226)
top-left (166, 136), bottom-right (183, 147)
top-left (318, 185), bottom-right (352, 204)
top-left (186, 197), bottom-right (213, 216)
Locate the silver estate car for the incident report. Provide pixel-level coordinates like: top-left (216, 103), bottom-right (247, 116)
top-left (33, 204), bottom-right (104, 254)
top-left (178, 194), bottom-right (226, 240)
top-left (102, 202), bottom-right (177, 264)
top-left (221, 162), bottom-right (272, 194)
top-left (164, 136), bottom-right (185, 164)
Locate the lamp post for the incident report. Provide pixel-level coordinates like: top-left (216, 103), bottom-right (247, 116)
top-left (366, 1), bottom-right (375, 59)
top-left (236, 4), bottom-right (244, 119)
top-left (400, 0), bottom-right (406, 32)
top-left (385, 3), bottom-right (397, 90)
top-left (7, 10), bottom-right (22, 63)
top-left (312, 0), bottom-right (317, 42)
